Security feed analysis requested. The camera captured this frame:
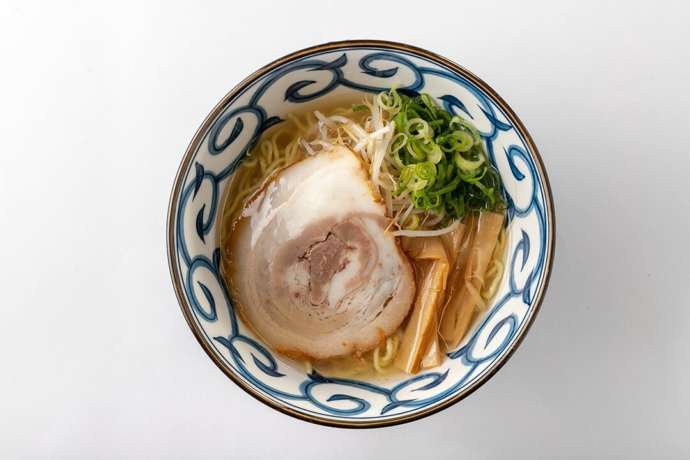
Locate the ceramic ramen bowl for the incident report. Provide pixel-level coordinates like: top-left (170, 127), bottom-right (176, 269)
top-left (167, 40), bottom-right (555, 428)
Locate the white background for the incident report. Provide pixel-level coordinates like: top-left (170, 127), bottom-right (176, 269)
top-left (2, 1), bottom-right (689, 458)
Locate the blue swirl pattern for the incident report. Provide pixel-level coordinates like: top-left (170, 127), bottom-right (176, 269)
top-left (173, 48), bottom-right (550, 420)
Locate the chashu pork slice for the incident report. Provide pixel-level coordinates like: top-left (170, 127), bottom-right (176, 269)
top-left (224, 146), bottom-right (415, 360)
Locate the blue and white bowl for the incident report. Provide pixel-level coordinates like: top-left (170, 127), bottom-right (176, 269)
top-left (167, 40), bottom-right (555, 427)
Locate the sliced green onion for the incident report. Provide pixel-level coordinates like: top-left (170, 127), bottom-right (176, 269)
top-left (403, 213), bottom-right (420, 230)
top-left (377, 90), bottom-right (402, 113)
top-left (405, 140), bottom-right (426, 161)
top-left (450, 116), bottom-right (481, 145)
top-left (380, 88), bottom-right (505, 222)
top-left (406, 118), bottom-right (433, 141)
top-left (407, 177), bottom-right (429, 192)
top-left (415, 162), bottom-right (437, 181)
top-left (427, 144), bottom-right (443, 164)
top-left (390, 132), bottom-right (408, 152)
top-left (399, 165), bottom-right (415, 187)
top-left (430, 176), bottom-right (462, 196)
top-left (454, 151), bottom-right (485, 171)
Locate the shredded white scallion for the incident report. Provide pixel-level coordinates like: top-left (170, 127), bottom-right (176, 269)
top-left (300, 139), bottom-right (316, 156)
top-left (328, 115), bottom-right (352, 125)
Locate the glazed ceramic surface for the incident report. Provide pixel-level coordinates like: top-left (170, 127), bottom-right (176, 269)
top-left (167, 40), bottom-right (554, 427)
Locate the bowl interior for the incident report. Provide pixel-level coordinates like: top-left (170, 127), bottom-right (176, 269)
top-left (169, 42), bottom-right (552, 427)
